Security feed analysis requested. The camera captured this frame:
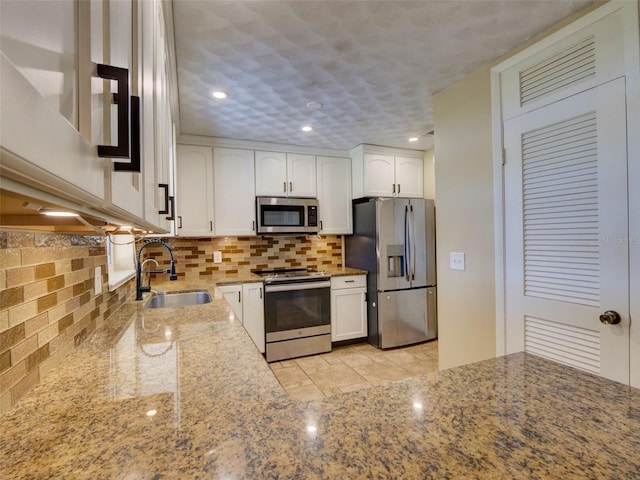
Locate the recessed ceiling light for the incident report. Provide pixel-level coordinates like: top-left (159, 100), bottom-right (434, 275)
top-left (212, 91), bottom-right (228, 99)
top-left (408, 137), bottom-right (419, 142)
top-left (301, 125), bottom-right (313, 132)
top-left (146, 409), bottom-right (157, 417)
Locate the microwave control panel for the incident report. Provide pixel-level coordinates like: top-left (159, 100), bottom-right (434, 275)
top-left (307, 206), bottom-right (318, 226)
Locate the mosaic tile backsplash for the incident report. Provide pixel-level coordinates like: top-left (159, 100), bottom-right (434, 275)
top-left (143, 235), bottom-right (344, 281)
top-left (1, 232), bottom-right (343, 413)
top-left (0, 231), bottom-right (134, 414)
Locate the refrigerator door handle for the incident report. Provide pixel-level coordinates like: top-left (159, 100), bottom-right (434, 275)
top-left (404, 205), bottom-right (411, 282)
top-left (410, 205), bottom-right (416, 281)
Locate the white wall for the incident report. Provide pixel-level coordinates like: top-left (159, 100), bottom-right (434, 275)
top-left (432, 2), bottom-right (604, 371)
top-left (433, 68), bottom-right (496, 370)
top-left (423, 149), bottom-right (435, 200)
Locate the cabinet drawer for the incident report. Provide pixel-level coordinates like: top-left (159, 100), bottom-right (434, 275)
top-left (331, 275), bottom-right (366, 290)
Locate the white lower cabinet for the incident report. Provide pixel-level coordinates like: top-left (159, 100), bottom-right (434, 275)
top-left (217, 284), bottom-right (243, 322)
top-left (331, 275), bottom-right (367, 342)
top-left (242, 283), bottom-right (265, 353)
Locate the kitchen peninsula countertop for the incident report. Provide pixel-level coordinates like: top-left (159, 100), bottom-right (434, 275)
top-left (1, 284), bottom-right (639, 479)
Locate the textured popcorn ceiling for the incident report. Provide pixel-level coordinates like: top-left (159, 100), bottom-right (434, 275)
top-left (173, 0), bottom-right (594, 151)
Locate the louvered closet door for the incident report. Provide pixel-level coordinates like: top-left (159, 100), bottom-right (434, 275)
top-left (504, 77), bottom-right (629, 384)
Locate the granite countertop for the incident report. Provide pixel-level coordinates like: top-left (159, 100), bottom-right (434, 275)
top-left (1, 283), bottom-right (639, 479)
top-left (212, 266), bottom-right (366, 286)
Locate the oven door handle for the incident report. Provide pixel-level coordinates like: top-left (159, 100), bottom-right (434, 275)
top-left (264, 281), bottom-right (331, 292)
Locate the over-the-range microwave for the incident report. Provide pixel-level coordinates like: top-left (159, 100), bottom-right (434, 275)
top-left (256, 197), bottom-right (319, 234)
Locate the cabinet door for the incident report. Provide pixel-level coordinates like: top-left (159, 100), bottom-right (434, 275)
top-left (0, 1), bottom-right (104, 203)
top-left (213, 148), bottom-right (256, 236)
top-left (255, 151), bottom-right (287, 196)
top-left (242, 283), bottom-right (265, 353)
top-left (218, 284), bottom-right (243, 322)
top-left (395, 156), bottom-right (423, 198)
top-left (154, 1), bottom-right (175, 229)
top-left (105, 0), bottom-right (144, 220)
top-left (139, 0), bottom-right (174, 232)
top-left (175, 145), bottom-right (214, 236)
top-left (363, 154), bottom-right (395, 197)
top-left (331, 287), bottom-right (367, 342)
top-left (316, 156), bottom-right (352, 234)
top-left (287, 153), bottom-right (316, 197)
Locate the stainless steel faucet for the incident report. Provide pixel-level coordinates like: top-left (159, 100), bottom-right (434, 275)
top-left (136, 239), bottom-right (177, 300)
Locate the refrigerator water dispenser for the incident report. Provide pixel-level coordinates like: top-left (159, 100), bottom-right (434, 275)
top-left (387, 244), bottom-right (404, 277)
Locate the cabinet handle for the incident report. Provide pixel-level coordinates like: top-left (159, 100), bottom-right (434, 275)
top-left (259, 287), bottom-right (262, 299)
top-left (96, 64), bottom-right (130, 159)
top-left (283, 182), bottom-right (287, 192)
top-left (345, 280), bottom-right (355, 283)
top-left (238, 291), bottom-right (241, 302)
top-left (113, 95), bottom-right (141, 172)
top-left (166, 196), bottom-right (175, 221)
top-left (397, 184), bottom-right (401, 194)
top-left (392, 184), bottom-right (396, 194)
top-left (252, 220), bottom-right (256, 231)
top-left (158, 183), bottom-right (169, 214)
top-left (177, 215), bottom-right (183, 229)
top-left (210, 220), bottom-right (213, 231)
top-left (320, 220), bottom-right (323, 230)
top-left (289, 181), bottom-right (293, 192)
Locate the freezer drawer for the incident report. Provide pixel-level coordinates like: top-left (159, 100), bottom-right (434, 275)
top-left (378, 288), bottom-right (436, 348)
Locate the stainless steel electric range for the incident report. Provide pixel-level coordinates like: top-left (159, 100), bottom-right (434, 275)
top-left (252, 268), bottom-right (331, 362)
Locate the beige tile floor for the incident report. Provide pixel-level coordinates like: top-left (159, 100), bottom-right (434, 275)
top-left (269, 340), bottom-right (438, 401)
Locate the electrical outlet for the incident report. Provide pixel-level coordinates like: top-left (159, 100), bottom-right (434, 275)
top-left (94, 266), bottom-right (103, 295)
top-left (450, 252), bottom-right (465, 271)
top-left (213, 251), bottom-right (222, 264)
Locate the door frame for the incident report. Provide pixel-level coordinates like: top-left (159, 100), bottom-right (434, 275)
top-left (490, 0), bottom-right (640, 387)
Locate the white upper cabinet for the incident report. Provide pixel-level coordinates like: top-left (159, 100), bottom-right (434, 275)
top-left (286, 153), bottom-right (316, 197)
top-left (0, 0), bottom-right (176, 232)
top-left (316, 156), bottom-right (353, 234)
top-left (141, 0), bottom-right (173, 232)
top-left (351, 145), bottom-right (424, 199)
top-left (104, 0), bottom-right (144, 221)
top-left (394, 156), bottom-right (424, 198)
top-left (255, 151), bottom-right (287, 196)
top-left (363, 154), bottom-right (395, 197)
top-left (0, 0), bottom-right (104, 204)
top-left (213, 148), bottom-right (256, 236)
top-left (175, 145), bottom-right (214, 236)
top-left (255, 151), bottom-right (316, 197)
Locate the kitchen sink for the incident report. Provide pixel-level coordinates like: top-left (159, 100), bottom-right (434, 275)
top-left (145, 290), bottom-right (212, 309)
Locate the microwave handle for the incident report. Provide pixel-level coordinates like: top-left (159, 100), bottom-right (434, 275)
top-left (283, 182), bottom-right (287, 193)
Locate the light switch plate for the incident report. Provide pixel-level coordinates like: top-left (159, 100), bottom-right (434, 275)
top-left (213, 251), bottom-right (222, 264)
top-left (450, 252), bottom-right (465, 271)
top-left (94, 266), bottom-right (103, 295)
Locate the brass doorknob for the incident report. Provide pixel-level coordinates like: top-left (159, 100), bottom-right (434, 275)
top-left (599, 310), bottom-right (621, 325)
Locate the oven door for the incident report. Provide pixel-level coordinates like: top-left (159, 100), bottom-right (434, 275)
top-left (264, 281), bottom-right (331, 342)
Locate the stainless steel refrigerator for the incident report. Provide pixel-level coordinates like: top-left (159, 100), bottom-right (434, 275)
top-left (345, 198), bottom-right (437, 348)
